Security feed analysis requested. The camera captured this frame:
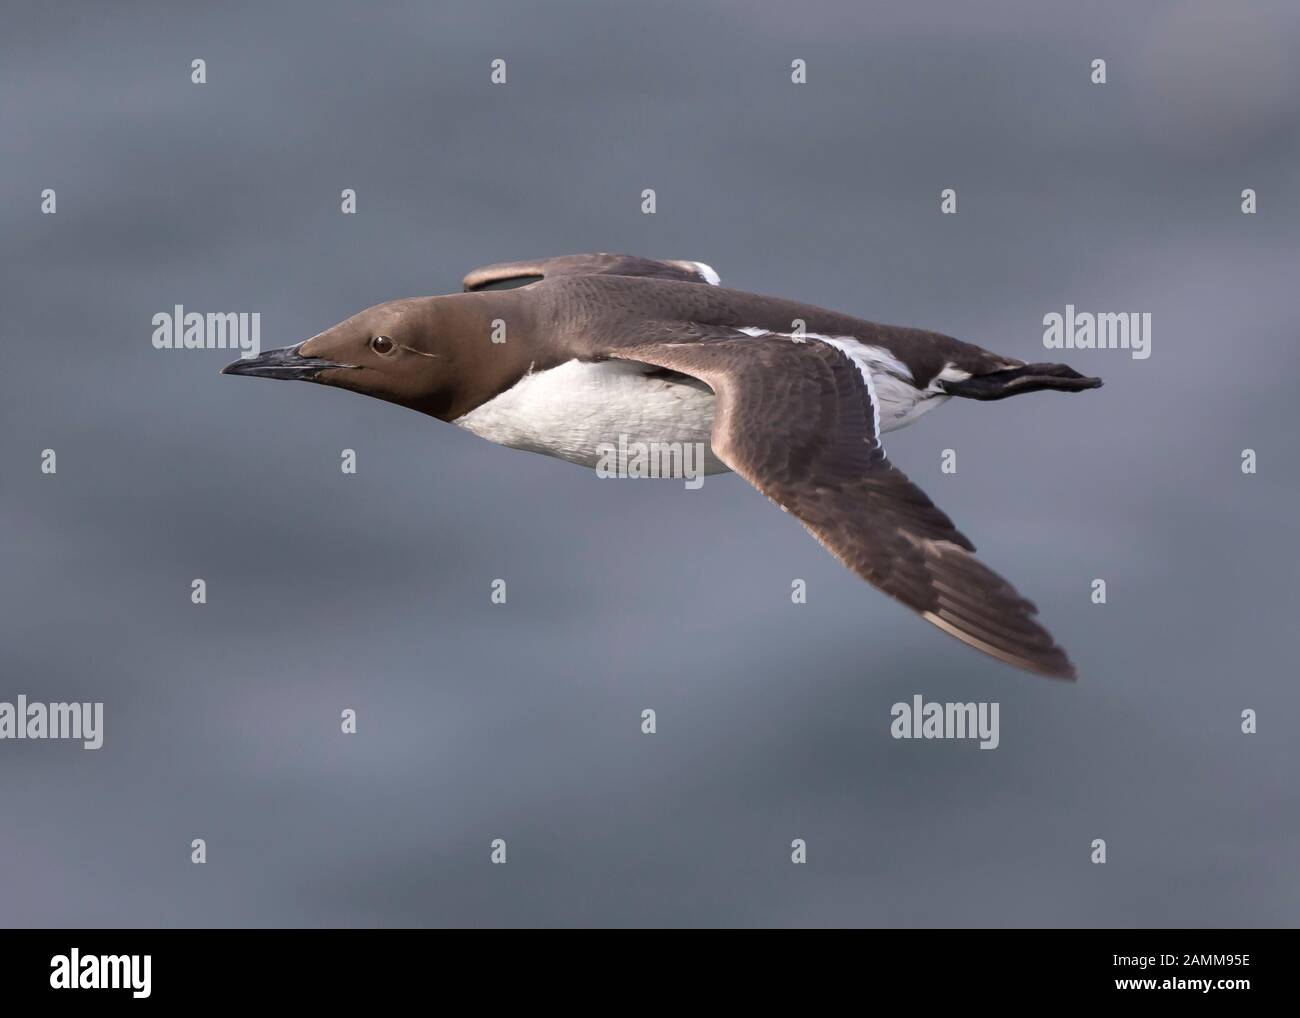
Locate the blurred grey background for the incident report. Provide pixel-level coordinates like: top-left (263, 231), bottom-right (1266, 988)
top-left (2, 0), bottom-right (1298, 928)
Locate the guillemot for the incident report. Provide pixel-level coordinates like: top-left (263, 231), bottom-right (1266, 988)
top-left (223, 253), bottom-right (1101, 678)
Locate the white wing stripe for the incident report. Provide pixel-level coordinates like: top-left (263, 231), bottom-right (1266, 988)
top-left (735, 327), bottom-right (884, 448)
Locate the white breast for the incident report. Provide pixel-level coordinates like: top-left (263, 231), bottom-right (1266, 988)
top-left (454, 359), bottom-right (730, 474)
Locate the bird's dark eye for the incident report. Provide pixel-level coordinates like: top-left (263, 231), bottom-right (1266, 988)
top-left (371, 335), bottom-right (395, 355)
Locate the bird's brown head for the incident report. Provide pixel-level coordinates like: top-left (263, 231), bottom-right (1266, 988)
top-left (222, 292), bottom-right (531, 421)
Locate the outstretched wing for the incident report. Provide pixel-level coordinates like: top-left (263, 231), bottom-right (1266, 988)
top-left (605, 322), bottom-right (1076, 679)
top-left (463, 253), bottom-right (721, 291)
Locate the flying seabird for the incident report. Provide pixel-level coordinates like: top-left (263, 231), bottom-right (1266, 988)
top-left (224, 253), bottom-right (1101, 678)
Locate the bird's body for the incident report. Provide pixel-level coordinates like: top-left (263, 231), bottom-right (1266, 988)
top-left (456, 268), bottom-right (1000, 470)
top-left (455, 357), bottom-right (728, 473)
top-left (224, 253), bottom-right (1102, 679)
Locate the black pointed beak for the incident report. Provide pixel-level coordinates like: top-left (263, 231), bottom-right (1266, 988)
top-left (221, 344), bottom-right (355, 381)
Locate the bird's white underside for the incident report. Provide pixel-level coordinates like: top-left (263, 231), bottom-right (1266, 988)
top-left (453, 329), bottom-right (957, 471)
top-left (454, 359), bottom-right (729, 473)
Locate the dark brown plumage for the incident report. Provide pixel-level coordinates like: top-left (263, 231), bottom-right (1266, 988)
top-left (611, 325), bottom-right (1076, 678)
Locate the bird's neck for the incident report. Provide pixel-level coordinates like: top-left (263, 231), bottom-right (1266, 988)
top-left (433, 289), bottom-right (547, 421)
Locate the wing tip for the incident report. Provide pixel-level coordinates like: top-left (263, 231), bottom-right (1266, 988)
top-left (1028, 656), bottom-right (1077, 681)
top-left (922, 611), bottom-right (1077, 681)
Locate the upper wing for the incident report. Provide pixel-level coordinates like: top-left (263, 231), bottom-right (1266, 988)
top-left (463, 253), bottom-right (721, 291)
top-left (606, 323), bottom-right (1076, 679)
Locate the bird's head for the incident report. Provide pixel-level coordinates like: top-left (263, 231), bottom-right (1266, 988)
top-left (222, 293), bottom-right (527, 421)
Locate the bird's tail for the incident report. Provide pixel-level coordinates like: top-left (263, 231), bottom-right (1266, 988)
top-left (939, 363), bottom-right (1102, 401)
